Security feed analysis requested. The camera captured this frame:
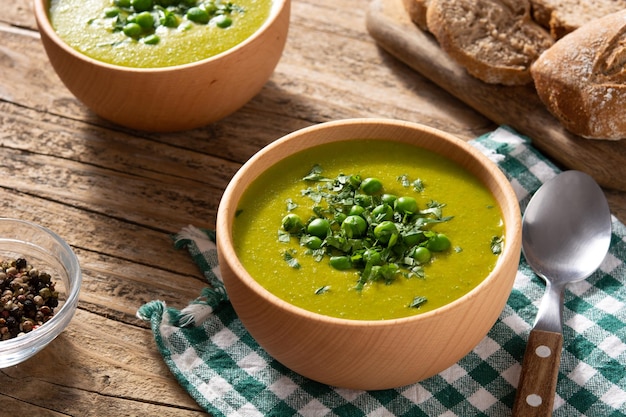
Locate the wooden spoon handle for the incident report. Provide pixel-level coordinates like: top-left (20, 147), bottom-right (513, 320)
top-left (512, 329), bottom-right (563, 416)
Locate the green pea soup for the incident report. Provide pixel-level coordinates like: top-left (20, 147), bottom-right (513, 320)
top-left (49, 0), bottom-right (272, 68)
top-left (233, 140), bottom-right (505, 321)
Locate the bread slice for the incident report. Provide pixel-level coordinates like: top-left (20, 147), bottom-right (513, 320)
top-left (427, 0), bottom-right (554, 85)
top-left (530, 0), bottom-right (626, 39)
top-left (531, 10), bottom-right (626, 140)
top-left (402, 0), bottom-right (430, 31)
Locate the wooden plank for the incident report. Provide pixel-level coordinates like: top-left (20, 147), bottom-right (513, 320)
top-left (0, 309), bottom-right (206, 416)
top-left (366, 0), bottom-right (626, 191)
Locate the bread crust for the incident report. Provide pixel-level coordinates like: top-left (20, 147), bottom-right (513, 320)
top-left (529, 0), bottom-right (626, 39)
top-left (427, 0), bottom-right (553, 85)
top-left (402, 0), bottom-right (430, 31)
top-left (531, 10), bottom-right (626, 140)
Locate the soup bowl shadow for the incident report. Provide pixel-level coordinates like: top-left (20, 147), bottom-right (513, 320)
top-left (216, 118), bottom-right (522, 390)
top-left (33, 0), bottom-right (290, 132)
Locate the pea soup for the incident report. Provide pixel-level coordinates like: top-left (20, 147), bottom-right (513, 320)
top-left (49, 0), bottom-right (272, 68)
top-left (233, 140), bottom-right (505, 321)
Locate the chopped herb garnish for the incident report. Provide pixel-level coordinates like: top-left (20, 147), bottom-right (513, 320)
top-left (491, 236), bottom-right (504, 255)
top-left (283, 249), bottom-right (301, 269)
top-left (277, 229), bottom-right (291, 243)
top-left (409, 296), bottom-right (428, 309)
top-left (315, 285), bottom-right (331, 295)
top-left (302, 164), bottom-right (329, 182)
top-left (279, 166), bottom-right (457, 290)
top-left (397, 174), bottom-right (411, 187)
top-left (286, 198), bottom-right (298, 211)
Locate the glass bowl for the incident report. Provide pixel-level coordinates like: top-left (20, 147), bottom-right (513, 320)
top-left (0, 218), bottom-right (81, 367)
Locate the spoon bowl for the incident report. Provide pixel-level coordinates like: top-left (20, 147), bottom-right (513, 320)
top-left (522, 171), bottom-right (612, 285)
top-left (513, 170), bottom-right (612, 416)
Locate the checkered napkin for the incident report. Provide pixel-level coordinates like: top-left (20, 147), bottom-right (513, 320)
top-left (137, 127), bottom-right (626, 417)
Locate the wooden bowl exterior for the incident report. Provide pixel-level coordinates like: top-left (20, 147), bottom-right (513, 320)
top-left (217, 119), bottom-right (522, 390)
top-left (33, 0), bottom-right (290, 132)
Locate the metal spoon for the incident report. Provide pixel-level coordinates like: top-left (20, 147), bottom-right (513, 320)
top-left (512, 170), bottom-right (612, 416)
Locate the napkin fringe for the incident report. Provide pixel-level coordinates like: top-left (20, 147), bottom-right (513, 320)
top-left (137, 225), bottom-right (229, 328)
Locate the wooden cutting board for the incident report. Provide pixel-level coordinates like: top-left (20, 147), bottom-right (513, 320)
top-left (366, 0), bottom-right (626, 192)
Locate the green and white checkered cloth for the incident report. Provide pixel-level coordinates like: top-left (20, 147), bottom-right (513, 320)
top-left (138, 126), bottom-right (626, 416)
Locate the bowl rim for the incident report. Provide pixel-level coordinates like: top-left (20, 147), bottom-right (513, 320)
top-left (33, 0), bottom-right (289, 72)
top-left (0, 217), bottom-right (82, 351)
top-left (217, 118), bottom-right (522, 327)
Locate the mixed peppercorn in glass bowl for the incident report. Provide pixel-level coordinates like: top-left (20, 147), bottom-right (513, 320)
top-left (0, 218), bottom-right (81, 368)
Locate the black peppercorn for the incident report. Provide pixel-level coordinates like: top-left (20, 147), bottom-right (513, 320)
top-left (15, 258), bottom-right (27, 270)
top-left (0, 258), bottom-right (59, 340)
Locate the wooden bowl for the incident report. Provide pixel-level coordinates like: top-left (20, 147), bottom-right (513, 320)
top-left (216, 119), bottom-right (522, 390)
top-left (33, 0), bottom-right (290, 132)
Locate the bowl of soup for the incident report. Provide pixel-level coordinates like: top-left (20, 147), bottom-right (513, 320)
top-left (216, 118), bottom-right (522, 390)
top-left (33, 0), bottom-right (290, 132)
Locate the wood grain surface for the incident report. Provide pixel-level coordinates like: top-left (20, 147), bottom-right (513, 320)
top-left (1, 0), bottom-right (626, 415)
top-left (366, 0), bottom-right (626, 192)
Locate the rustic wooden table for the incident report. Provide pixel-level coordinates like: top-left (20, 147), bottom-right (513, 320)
top-left (1, 1), bottom-right (624, 415)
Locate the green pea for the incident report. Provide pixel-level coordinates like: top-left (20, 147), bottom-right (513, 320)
top-left (381, 193), bottom-right (397, 206)
top-left (348, 175), bottom-right (361, 189)
top-left (427, 233), bottom-right (451, 252)
top-left (131, 0), bottom-right (153, 12)
top-left (307, 218), bottom-right (330, 238)
top-left (160, 11), bottom-right (179, 27)
top-left (360, 177), bottom-right (383, 195)
top-left (403, 231), bottom-right (423, 246)
top-left (348, 205), bottom-right (365, 216)
top-left (374, 221), bottom-right (398, 244)
top-left (123, 22), bottom-right (143, 38)
top-left (281, 213), bottom-right (304, 233)
top-left (302, 235), bottom-right (323, 250)
top-left (142, 34), bottom-right (160, 44)
top-left (334, 212), bottom-right (347, 224)
top-left (329, 256), bottom-right (351, 270)
top-left (395, 196), bottom-right (418, 215)
top-left (115, 0), bottom-right (132, 7)
top-left (187, 7), bottom-right (210, 23)
top-left (213, 14), bottom-right (233, 28)
top-left (341, 215), bottom-right (367, 238)
top-left (372, 204), bottom-right (393, 221)
top-left (135, 11), bottom-right (154, 28)
top-left (363, 248), bottom-right (382, 265)
top-left (354, 194), bottom-right (372, 207)
top-left (204, 3), bottom-right (218, 14)
top-left (104, 7), bottom-right (120, 17)
top-left (412, 247), bottom-right (431, 264)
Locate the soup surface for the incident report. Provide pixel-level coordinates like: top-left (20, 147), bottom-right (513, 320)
top-left (49, 0), bottom-right (272, 68)
top-left (233, 140), bottom-right (504, 320)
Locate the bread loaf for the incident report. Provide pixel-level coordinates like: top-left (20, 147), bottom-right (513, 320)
top-left (426, 0), bottom-right (553, 85)
top-left (531, 10), bottom-right (626, 140)
top-left (530, 0), bottom-right (626, 39)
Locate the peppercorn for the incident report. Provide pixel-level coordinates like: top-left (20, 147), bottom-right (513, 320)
top-left (15, 258), bottom-right (27, 270)
top-left (0, 257), bottom-right (59, 340)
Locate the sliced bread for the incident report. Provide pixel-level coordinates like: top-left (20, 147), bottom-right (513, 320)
top-left (426, 0), bottom-right (554, 85)
top-left (530, 0), bottom-right (626, 39)
top-left (531, 10), bottom-right (626, 140)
